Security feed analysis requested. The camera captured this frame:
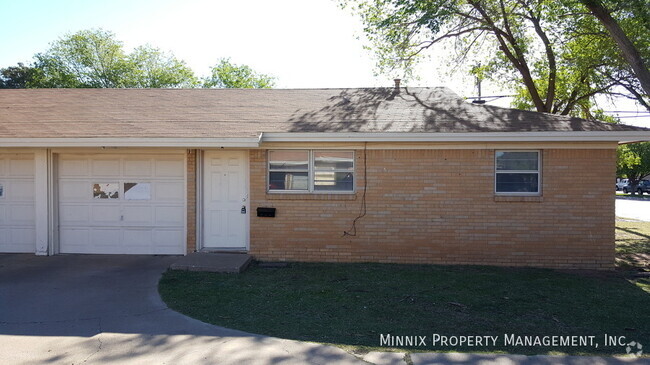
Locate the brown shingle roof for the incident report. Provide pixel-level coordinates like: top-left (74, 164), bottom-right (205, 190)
top-left (0, 87), bottom-right (646, 139)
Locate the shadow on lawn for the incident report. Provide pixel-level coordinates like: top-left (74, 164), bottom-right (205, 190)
top-left (615, 226), bottom-right (650, 269)
top-left (159, 262), bottom-right (650, 356)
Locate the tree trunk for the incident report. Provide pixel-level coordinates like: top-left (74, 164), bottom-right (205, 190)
top-left (582, 0), bottom-right (650, 98)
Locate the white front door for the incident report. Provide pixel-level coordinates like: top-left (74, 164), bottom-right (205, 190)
top-left (203, 151), bottom-right (249, 250)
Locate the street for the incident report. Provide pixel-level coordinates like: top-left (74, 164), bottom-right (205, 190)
top-left (615, 196), bottom-right (650, 221)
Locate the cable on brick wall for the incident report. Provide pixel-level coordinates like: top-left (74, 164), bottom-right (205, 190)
top-left (343, 143), bottom-right (368, 237)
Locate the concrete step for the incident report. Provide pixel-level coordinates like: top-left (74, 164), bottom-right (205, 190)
top-left (170, 252), bottom-right (252, 273)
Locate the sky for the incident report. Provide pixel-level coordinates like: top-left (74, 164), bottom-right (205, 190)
top-left (1, 0), bottom-right (648, 127)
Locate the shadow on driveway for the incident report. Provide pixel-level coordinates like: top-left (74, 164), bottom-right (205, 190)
top-left (0, 254), bottom-right (364, 364)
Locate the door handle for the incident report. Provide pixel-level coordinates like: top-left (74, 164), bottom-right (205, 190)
top-left (241, 205), bottom-right (247, 214)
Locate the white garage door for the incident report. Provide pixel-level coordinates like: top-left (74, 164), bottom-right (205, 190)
top-left (0, 153), bottom-right (36, 253)
top-left (58, 153), bottom-right (185, 255)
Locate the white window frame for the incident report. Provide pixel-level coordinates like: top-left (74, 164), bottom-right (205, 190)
top-left (267, 150), bottom-right (355, 194)
top-left (494, 150), bottom-right (541, 196)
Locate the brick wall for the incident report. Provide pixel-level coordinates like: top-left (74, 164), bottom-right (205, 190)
top-left (186, 149), bottom-right (197, 253)
top-left (249, 148), bottom-right (616, 270)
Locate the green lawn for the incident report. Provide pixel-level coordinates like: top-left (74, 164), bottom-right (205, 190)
top-left (616, 192), bottom-right (650, 199)
top-left (159, 256), bottom-right (649, 356)
top-left (616, 218), bottom-right (650, 269)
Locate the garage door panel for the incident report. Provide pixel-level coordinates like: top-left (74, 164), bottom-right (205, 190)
top-left (9, 158), bottom-right (35, 176)
top-left (59, 181), bottom-right (90, 200)
top-left (58, 153), bottom-right (185, 255)
top-left (92, 159), bottom-right (121, 176)
top-left (124, 159), bottom-right (152, 177)
top-left (154, 229), bottom-right (184, 251)
top-left (123, 229), bottom-right (152, 246)
top-left (154, 206), bottom-right (184, 225)
top-left (0, 228), bottom-right (34, 252)
top-left (11, 227), bottom-right (35, 245)
top-left (91, 205), bottom-right (121, 223)
top-left (7, 180), bottom-right (35, 200)
top-left (156, 182), bottom-right (184, 201)
top-left (0, 227), bottom-right (8, 244)
top-left (91, 229), bottom-right (122, 248)
top-left (60, 205), bottom-right (91, 224)
top-left (0, 153), bottom-right (36, 253)
top-left (122, 206), bottom-right (153, 224)
top-left (59, 158), bottom-right (89, 177)
top-left (155, 159), bottom-right (184, 177)
top-left (9, 204), bottom-right (35, 224)
top-left (60, 229), bottom-right (90, 252)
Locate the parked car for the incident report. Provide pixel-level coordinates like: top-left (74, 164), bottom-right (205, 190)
top-left (616, 179), bottom-right (629, 191)
top-left (622, 180), bottom-right (650, 194)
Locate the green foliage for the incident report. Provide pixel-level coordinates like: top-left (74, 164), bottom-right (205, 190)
top-left (7, 30), bottom-right (276, 89)
top-left (0, 63), bottom-right (38, 88)
top-left (202, 58), bottom-right (275, 89)
top-left (344, 0), bottom-right (650, 117)
top-left (34, 29), bottom-right (131, 88)
top-left (617, 142), bottom-right (650, 190)
top-left (10, 29), bottom-right (198, 89)
top-left (126, 45), bottom-right (198, 88)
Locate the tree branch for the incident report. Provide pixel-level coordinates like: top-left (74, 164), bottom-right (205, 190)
top-left (581, 0), bottom-right (650, 97)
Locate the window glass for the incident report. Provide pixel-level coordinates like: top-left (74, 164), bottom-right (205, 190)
top-left (269, 150), bottom-right (309, 170)
top-left (314, 151), bottom-right (354, 170)
top-left (268, 150), bottom-right (355, 193)
top-left (314, 172), bottom-right (354, 191)
top-left (496, 151), bottom-right (538, 171)
top-left (496, 173), bottom-right (539, 193)
top-left (124, 182), bottom-right (151, 200)
top-left (269, 172), bottom-right (309, 191)
top-left (93, 183), bottom-right (119, 199)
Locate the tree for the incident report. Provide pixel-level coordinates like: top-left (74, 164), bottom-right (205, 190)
top-left (29, 29), bottom-right (197, 88)
top-left (1, 29), bottom-right (278, 89)
top-left (580, 0), bottom-right (650, 108)
top-left (203, 58), bottom-right (275, 88)
top-left (617, 142), bottom-right (650, 195)
top-left (126, 45), bottom-right (197, 88)
top-left (0, 63), bottom-right (38, 88)
top-left (33, 29), bottom-right (131, 88)
top-left (344, 0), bottom-right (649, 116)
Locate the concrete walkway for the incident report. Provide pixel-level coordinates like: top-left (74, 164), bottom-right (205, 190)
top-left (0, 254), bottom-right (644, 364)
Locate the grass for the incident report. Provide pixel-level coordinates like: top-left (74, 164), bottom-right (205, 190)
top-left (159, 261), bottom-right (649, 356)
top-left (616, 218), bottom-right (650, 270)
top-left (616, 192), bottom-right (650, 199)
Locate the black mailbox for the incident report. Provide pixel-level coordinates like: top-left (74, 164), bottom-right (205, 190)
top-left (257, 207), bottom-right (276, 217)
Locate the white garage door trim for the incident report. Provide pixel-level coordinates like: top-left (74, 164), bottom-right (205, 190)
top-left (56, 152), bottom-right (187, 255)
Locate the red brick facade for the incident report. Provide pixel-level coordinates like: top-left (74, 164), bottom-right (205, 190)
top-left (247, 148), bottom-right (615, 270)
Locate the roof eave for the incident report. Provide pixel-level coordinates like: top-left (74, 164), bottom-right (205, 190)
top-left (260, 131), bottom-right (650, 144)
top-left (1, 131), bottom-right (649, 148)
top-left (0, 137), bottom-right (261, 148)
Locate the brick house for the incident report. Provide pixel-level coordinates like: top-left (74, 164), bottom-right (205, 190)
top-left (1, 87), bottom-right (649, 269)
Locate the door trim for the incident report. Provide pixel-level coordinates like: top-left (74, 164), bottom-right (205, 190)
top-left (200, 150), bottom-right (250, 251)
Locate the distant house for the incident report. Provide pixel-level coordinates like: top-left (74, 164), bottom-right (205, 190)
top-left (1, 86), bottom-right (649, 269)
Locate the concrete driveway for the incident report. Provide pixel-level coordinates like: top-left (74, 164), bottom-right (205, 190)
top-left (0, 254), bottom-right (364, 365)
